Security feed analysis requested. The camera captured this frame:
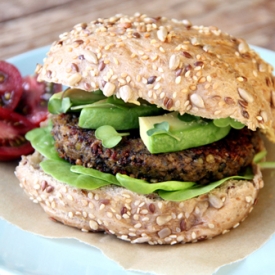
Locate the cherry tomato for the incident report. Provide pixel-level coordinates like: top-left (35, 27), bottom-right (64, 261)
top-left (0, 61), bottom-right (23, 110)
top-left (16, 75), bottom-right (62, 126)
top-left (0, 108), bottom-right (35, 161)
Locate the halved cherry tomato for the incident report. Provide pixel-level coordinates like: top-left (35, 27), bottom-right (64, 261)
top-left (16, 75), bottom-right (62, 126)
top-left (0, 61), bottom-right (23, 110)
top-left (0, 108), bottom-right (35, 161)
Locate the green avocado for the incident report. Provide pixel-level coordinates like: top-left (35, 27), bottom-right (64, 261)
top-left (78, 103), bottom-right (164, 130)
top-left (139, 112), bottom-right (231, 154)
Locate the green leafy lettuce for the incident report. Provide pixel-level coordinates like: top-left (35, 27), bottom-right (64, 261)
top-left (26, 124), bottom-right (256, 201)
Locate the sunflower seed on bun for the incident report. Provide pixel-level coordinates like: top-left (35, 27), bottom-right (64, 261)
top-left (16, 13), bottom-right (275, 245)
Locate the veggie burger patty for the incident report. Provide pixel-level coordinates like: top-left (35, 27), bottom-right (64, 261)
top-left (52, 113), bottom-right (263, 184)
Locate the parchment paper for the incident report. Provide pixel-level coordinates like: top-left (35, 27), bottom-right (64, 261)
top-left (1, 140), bottom-right (275, 275)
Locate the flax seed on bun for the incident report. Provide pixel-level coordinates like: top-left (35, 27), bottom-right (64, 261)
top-left (36, 13), bottom-right (275, 141)
top-left (16, 13), bottom-right (275, 245)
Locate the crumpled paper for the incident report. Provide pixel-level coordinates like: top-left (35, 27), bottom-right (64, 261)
top-left (0, 139), bottom-right (275, 275)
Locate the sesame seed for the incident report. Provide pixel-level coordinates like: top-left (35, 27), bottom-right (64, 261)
top-left (139, 202), bottom-right (145, 207)
top-left (88, 213), bottom-right (95, 219)
top-left (213, 82), bottom-right (219, 90)
top-left (208, 223), bottom-right (215, 229)
top-left (198, 76), bottom-right (206, 83)
top-left (151, 54), bottom-right (158, 61)
top-left (177, 213), bottom-right (183, 219)
top-left (159, 46), bottom-right (165, 53)
top-left (33, 184), bottom-right (40, 190)
top-left (237, 76), bottom-right (244, 82)
top-left (175, 76), bottom-right (182, 84)
top-left (126, 76), bottom-right (131, 83)
top-left (245, 196), bottom-right (253, 203)
top-left (118, 78), bottom-right (126, 85)
top-left (185, 70), bottom-right (191, 78)
top-left (99, 204), bottom-right (105, 210)
top-left (134, 223), bottom-right (142, 229)
top-left (233, 222), bottom-right (240, 228)
top-left (158, 67), bottom-right (164, 73)
top-left (140, 209), bottom-right (148, 215)
top-left (206, 75), bottom-right (212, 82)
top-left (106, 212), bottom-right (113, 218)
top-left (67, 194), bottom-right (74, 201)
top-left (82, 211), bottom-right (88, 218)
top-left (154, 82), bottom-right (161, 90)
top-left (68, 212), bottom-right (74, 218)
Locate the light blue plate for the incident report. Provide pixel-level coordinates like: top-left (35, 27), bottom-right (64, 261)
top-left (1, 45), bottom-right (275, 275)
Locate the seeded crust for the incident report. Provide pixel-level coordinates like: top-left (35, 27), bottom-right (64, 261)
top-left (36, 13), bottom-right (275, 141)
top-left (15, 151), bottom-right (263, 245)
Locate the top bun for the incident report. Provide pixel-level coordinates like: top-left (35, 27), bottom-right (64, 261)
top-left (36, 13), bottom-right (275, 141)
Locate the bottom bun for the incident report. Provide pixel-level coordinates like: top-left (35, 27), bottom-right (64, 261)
top-left (15, 151), bottom-right (264, 245)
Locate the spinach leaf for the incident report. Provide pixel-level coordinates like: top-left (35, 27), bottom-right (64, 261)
top-left (25, 123), bottom-right (61, 161)
top-left (95, 125), bottom-right (129, 148)
top-left (213, 117), bottom-right (245, 129)
top-left (71, 165), bottom-right (120, 185)
top-left (158, 175), bottom-right (253, 201)
top-left (41, 159), bottom-right (112, 190)
top-left (116, 173), bottom-right (195, 194)
top-left (146, 121), bottom-right (180, 141)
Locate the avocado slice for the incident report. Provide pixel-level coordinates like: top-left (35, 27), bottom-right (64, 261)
top-left (78, 103), bottom-right (164, 130)
top-left (139, 112), bottom-right (231, 154)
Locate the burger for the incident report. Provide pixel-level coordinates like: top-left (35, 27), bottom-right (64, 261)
top-left (15, 13), bottom-right (275, 245)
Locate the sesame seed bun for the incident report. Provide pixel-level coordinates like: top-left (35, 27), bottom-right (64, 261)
top-left (15, 151), bottom-right (263, 245)
top-left (36, 13), bottom-right (275, 141)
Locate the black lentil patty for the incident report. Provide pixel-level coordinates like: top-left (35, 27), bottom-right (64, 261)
top-left (52, 113), bottom-right (263, 184)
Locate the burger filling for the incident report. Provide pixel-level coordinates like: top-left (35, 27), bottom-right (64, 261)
top-left (52, 113), bottom-right (262, 185)
top-left (25, 89), bottom-right (266, 201)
